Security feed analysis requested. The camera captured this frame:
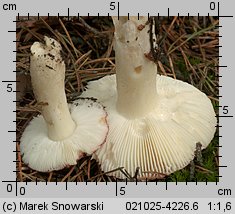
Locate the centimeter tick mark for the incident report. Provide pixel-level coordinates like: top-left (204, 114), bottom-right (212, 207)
top-left (117, 2), bottom-right (119, 20)
top-left (215, 135), bottom-right (222, 138)
top-left (2, 80), bottom-right (19, 83)
top-left (216, 115), bottom-right (233, 118)
top-left (214, 65), bottom-right (227, 68)
top-left (115, 179), bottom-right (118, 196)
top-left (15, 178), bottom-right (18, 196)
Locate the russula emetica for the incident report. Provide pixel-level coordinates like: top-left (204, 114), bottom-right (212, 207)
top-left (20, 37), bottom-right (108, 172)
top-left (82, 17), bottom-right (217, 179)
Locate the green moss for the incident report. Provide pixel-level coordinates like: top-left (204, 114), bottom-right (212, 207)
top-left (188, 56), bottom-right (201, 65)
top-left (175, 60), bottom-right (190, 80)
top-left (158, 135), bottom-right (219, 183)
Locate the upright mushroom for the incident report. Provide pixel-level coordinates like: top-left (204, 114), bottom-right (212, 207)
top-left (20, 37), bottom-right (108, 172)
top-left (82, 17), bottom-right (217, 179)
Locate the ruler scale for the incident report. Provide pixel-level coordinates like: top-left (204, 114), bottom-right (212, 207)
top-left (0, 0), bottom-right (234, 213)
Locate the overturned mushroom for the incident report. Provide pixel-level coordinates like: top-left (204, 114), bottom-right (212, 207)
top-left (20, 37), bottom-right (108, 172)
top-left (82, 17), bottom-right (217, 179)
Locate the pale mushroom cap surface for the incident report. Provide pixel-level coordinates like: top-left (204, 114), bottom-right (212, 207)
top-left (20, 98), bottom-right (108, 172)
top-left (82, 74), bottom-right (217, 179)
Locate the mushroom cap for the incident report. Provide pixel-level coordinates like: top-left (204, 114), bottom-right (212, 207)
top-left (20, 98), bottom-right (108, 172)
top-left (82, 75), bottom-right (217, 179)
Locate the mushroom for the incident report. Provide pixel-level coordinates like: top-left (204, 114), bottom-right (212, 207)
top-left (20, 37), bottom-right (108, 172)
top-left (82, 17), bottom-right (217, 179)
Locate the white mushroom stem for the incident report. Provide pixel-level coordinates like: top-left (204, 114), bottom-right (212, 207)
top-left (113, 17), bottom-right (158, 119)
top-left (81, 17), bottom-right (217, 178)
top-left (30, 37), bottom-right (76, 141)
